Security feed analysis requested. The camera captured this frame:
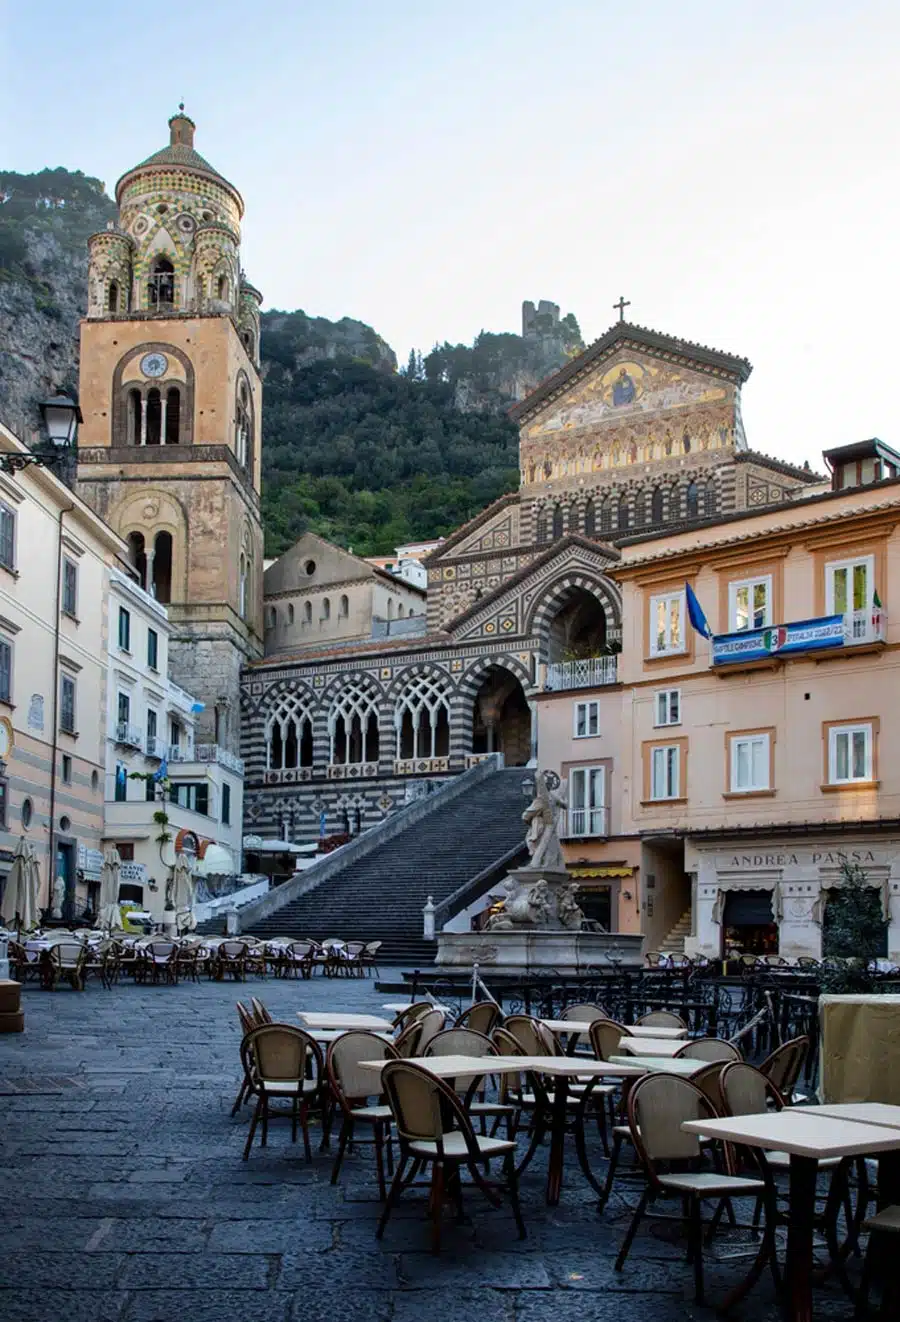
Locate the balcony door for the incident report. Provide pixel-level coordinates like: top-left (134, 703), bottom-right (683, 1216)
top-left (568, 766), bottom-right (606, 837)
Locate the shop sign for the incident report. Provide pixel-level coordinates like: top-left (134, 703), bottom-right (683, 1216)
top-left (78, 845), bottom-right (104, 879)
top-left (712, 615), bottom-right (844, 666)
top-left (717, 847), bottom-right (881, 870)
top-left (120, 862), bottom-right (147, 884)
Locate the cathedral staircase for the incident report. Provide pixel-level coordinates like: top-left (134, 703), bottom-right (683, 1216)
top-left (659, 908), bottom-right (692, 956)
top-left (232, 760), bottom-right (532, 966)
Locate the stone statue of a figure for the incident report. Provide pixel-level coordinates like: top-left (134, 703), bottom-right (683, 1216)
top-left (522, 771), bottom-right (568, 871)
top-left (51, 874), bottom-right (65, 919)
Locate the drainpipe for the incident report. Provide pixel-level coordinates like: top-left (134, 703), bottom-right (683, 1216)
top-left (47, 502), bottom-right (74, 917)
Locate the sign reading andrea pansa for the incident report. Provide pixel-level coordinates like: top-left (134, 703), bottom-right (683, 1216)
top-left (712, 615), bottom-right (845, 665)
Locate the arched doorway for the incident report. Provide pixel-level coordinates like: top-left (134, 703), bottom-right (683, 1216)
top-left (471, 666), bottom-right (531, 766)
top-left (546, 587), bottom-right (608, 664)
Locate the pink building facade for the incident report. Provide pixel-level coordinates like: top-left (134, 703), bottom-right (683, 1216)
top-left (539, 445), bottom-right (900, 961)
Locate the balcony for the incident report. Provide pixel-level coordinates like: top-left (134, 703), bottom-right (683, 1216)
top-left (560, 806), bottom-right (610, 839)
top-left (168, 742), bottom-right (245, 775)
top-left (145, 734), bottom-right (166, 759)
top-left (545, 656), bottom-right (618, 691)
top-left (114, 722), bottom-right (143, 749)
top-left (711, 609), bottom-right (886, 669)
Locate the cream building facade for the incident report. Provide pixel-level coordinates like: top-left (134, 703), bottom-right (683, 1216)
top-left (102, 567), bottom-right (245, 922)
top-left (0, 421), bottom-right (128, 922)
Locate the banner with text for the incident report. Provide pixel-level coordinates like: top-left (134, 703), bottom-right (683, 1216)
top-left (712, 615), bottom-right (845, 665)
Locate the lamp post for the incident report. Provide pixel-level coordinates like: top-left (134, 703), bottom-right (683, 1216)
top-left (0, 395), bottom-right (82, 476)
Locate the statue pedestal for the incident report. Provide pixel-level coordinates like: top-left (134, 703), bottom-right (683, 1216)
top-left (435, 928), bottom-right (643, 973)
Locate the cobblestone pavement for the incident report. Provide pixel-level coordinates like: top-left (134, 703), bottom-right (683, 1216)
top-left (0, 972), bottom-right (857, 1322)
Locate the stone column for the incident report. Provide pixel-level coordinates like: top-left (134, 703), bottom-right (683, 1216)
top-left (690, 854), bottom-right (720, 958)
top-left (779, 866), bottom-right (822, 960)
top-left (140, 397), bottom-right (148, 446)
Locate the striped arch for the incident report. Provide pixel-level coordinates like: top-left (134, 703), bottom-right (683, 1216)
top-left (526, 570), bottom-right (622, 645)
top-left (456, 654), bottom-right (533, 702)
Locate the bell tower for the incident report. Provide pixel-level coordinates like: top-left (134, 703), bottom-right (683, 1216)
top-left (76, 109), bottom-right (264, 752)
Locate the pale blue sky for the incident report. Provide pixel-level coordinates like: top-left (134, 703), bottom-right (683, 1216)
top-left (5, 1), bottom-right (900, 466)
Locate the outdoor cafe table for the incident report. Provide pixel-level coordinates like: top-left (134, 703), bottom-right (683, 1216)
top-left (608, 1054), bottom-right (707, 1077)
top-left (360, 1052), bottom-right (645, 1206)
top-left (615, 1036), bottom-right (684, 1057)
top-left (382, 1002), bottom-right (451, 1015)
top-left (681, 1108), bottom-right (900, 1322)
top-left (309, 1028), bottom-right (394, 1045)
top-left (297, 1012), bottom-right (395, 1032)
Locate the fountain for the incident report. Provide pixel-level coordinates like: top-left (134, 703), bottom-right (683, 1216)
top-left (435, 770), bottom-right (643, 972)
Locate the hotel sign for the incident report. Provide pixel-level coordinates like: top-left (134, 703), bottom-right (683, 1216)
top-left (712, 615), bottom-right (844, 666)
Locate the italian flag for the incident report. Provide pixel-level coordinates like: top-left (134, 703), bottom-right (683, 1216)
top-left (873, 590), bottom-right (883, 631)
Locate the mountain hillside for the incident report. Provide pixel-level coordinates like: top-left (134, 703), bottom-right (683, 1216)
top-left (0, 166), bottom-right (582, 555)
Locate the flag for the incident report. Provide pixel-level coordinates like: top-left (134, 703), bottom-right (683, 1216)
top-left (685, 582), bottom-right (712, 638)
top-left (872, 589), bottom-right (883, 632)
top-left (153, 757), bottom-right (168, 782)
top-left (190, 701), bottom-right (205, 714)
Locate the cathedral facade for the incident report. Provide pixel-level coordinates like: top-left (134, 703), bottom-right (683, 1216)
top-left (76, 110), bottom-right (263, 753)
top-left (243, 322), bottom-right (817, 843)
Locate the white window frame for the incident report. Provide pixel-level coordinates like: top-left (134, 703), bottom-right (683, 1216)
top-left (567, 765), bottom-right (607, 837)
top-left (728, 575), bottom-right (772, 632)
top-left (825, 555), bottom-right (874, 616)
top-left (573, 699), bottom-right (600, 739)
top-left (654, 689), bottom-right (681, 727)
top-left (729, 733), bottom-right (770, 793)
top-left (828, 723), bottom-right (874, 784)
top-left (650, 744), bottom-right (681, 800)
top-left (649, 590), bottom-right (686, 657)
top-left (118, 606), bottom-right (131, 652)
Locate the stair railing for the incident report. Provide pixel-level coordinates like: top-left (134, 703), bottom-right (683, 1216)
top-left (234, 754), bottom-right (507, 931)
top-left (430, 840), bottom-right (530, 936)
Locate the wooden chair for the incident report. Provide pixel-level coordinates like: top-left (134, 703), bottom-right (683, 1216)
top-left (614, 1073), bottom-right (773, 1306)
top-left (392, 1002), bottom-right (433, 1031)
top-left (377, 1059), bottom-right (525, 1252)
top-left (859, 1205), bottom-right (900, 1319)
top-left (588, 1017), bottom-right (632, 1062)
top-left (327, 1030), bottom-right (397, 1197)
top-left (360, 940), bottom-right (382, 978)
top-left (282, 941), bottom-right (315, 979)
top-left (415, 1008), bottom-right (446, 1052)
top-left (240, 1024), bottom-right (325, 1161)
top-left (217, 940), bottom-right (249, 982)
top-left (42, 941), bottom-right (87, 991)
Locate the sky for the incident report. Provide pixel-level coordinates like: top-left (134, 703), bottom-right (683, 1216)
top-left (4, 1), bottom-right (900, 467)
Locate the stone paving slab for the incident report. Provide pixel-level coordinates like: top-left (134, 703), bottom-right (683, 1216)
top-left (0, 970), bottom-right (860, 1322)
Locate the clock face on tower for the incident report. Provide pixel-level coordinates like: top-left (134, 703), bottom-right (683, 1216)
top-left (140, 352), bottom-right (168, 379)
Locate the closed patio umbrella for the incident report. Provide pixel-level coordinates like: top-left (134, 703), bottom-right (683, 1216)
top-left (0, 837), bottom-right (28, 930)
top-left (98, 844), bottom-right (122, 930)
top-left (22, 842), bottom-right (40, 932)
top-left (172, 851), bottom-right (196, 933)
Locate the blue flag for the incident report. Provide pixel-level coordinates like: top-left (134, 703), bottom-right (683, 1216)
top-left (685, 582), bottom-right (712, 638)
top-left (153, 756), bottom-right (168, 782)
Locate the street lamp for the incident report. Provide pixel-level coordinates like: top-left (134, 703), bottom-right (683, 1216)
top-left (0, 395), bottom-right (83, 475)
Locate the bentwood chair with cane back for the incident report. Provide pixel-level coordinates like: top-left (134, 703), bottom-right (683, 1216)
top-left (415, 1008), bottom-right (447, 1052)
top-left (675, 1038), bottom-right (742, 1064)
top-left (394, 1021), bottom-right (424, 1058)
top-left (758, 1036), bottom-right (809, 1102)
top-left (425, 1028), bottom-right (517, 1135)
top-left (455, 1001), bottom-right (502, 1035)
top-left (240, 1024), bottom-right (325, 1161)
top-left (377, 1059), bottom-right (526, 1253)
top-left (614, 1073), bottom-right (774, 1307)
top-left (635, 1009), bottom-right (688, 1030)
top-left (327, 1031), bottom-right (397, 1198)
top-left (392, 1002), bottom-right (434, 1031)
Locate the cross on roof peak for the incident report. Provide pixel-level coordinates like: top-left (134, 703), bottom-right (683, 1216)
top-left (613, 296), bottom-right (631, 322)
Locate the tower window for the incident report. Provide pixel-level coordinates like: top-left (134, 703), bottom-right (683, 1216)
top-left (108, 281), bottom-right (119, 313)
top-left (165, 387), bottom-right (180, 445)
top-left (686, 481), bottom-right (699, 519)
top-left (551, 504), bottom-right (564, 539)
top-left (304, 601), bottom-right (312, 624)
top-left (146, 388), bottom-right (162, 445)
top-left (217, 274), bottom-right (229, 301)
top-left (153, 531), bottom-right (173, 604)
top-left (127, 388), bottom-right (141, 445)
top-left (128, 531), bottom-right (147, 589)
top-left (584, 498), bottom-right (596, 537)
top-left (239, 553), bottom-right (248, 619)
top-left (148, 258), bottom-right (175, 309)
top-left (322, 597), bottom-right (331, 621)
top-left (618, 494), bottom-right (630, 530)
top-left (288, 604), bottom-right (294, 624)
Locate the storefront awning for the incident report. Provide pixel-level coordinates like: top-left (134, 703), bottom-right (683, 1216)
top-left (570, 866), bottom-right (634, 879)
